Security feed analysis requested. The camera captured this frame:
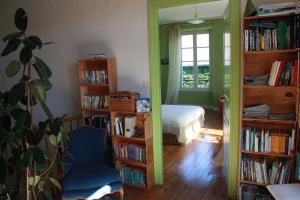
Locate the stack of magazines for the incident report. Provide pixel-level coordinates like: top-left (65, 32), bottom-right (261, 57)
top-left (243, 104), bottom-right (270, 119)
top-left (269, 113), bottom-right (296, 120)
top-left (258, 2), bottom-right (299, 16)
top-left (244, 74), bottom-right (269, 85)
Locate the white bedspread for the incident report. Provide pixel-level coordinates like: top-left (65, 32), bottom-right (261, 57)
top-left (162, 105), bottom-right (205, 143)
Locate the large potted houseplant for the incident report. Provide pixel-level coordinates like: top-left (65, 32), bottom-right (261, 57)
top-left (0, 8), bottom-right (66, 200)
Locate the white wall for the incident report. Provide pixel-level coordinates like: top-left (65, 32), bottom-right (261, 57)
top-left (0, 0), bottom-right (150, 121)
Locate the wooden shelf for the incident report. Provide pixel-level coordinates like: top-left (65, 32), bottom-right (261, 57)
top-left (240, 180), bottom-right (267, 187)
top-left (242, 118), bottom-right (297, 126)
top-left (81, 108), bottom-right (110, 112)
top-left (240, 150), bottom-right (294, 158)
top-left (243, 13), bottom-right (294, 21)
top-left (124, 183), bottom-right (146, 189)
top-left (80, 83), bottom-right (109, 87)
top-left (112, 135), bottom-right (145, 143)
top-left (243, 49), bottom-right (299, 55)
top-left (243, 85), bottom-right (298, 89)
top-left (116, 159), bottom-right (147, 168)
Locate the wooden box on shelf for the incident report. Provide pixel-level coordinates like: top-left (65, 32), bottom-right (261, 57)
top-left (109, 92), bottom-right (140, 113)
top-left (110, 111), bottom-right (153, 189)
top-left (239, 13), bottom-right (300, 197)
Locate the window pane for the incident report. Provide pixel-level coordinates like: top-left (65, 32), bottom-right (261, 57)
top-left (182, 48), bottom-right (193, 61)
top-left (182, 61), bottom-right (194, 67)
top-left (225, 47), bottom-right (230, 61)
top-left (197, 34), bottom-right (209, 47)
top-left (181, 35), bottom-right (193, 48)
top-left (182, 67), bottom-right (194, 88)
top-left (198, 61), bottom-right (209, 66)
top-left (197, 80), bottom-right (210, 88)
top-left (197, 48), bottom-right (209, 61)
top-left (197, 65), bottom-right (210, 88)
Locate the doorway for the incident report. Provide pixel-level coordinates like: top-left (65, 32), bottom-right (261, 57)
top-left (148, 0), bottom-right (241, 199)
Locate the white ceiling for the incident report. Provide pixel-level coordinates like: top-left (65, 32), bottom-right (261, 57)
top-left (158, 0), bottom-right (229, 24)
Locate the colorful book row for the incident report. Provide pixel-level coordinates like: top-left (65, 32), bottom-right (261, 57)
top-left (241, 157), bottom-right (291, 185)
top-left (268, 59), bottom-right (298, 87)
top-left (82, 70), bottom-right (108, 84)
top-left (115, 143), bottom-right (146, 163)
top-left (120, 167), bottom-right (146, 186)
top-left (242, 127), bottom-right (295, 155)
top-left (83, 95), bottom-right (109, 109)
top-left (244, 21), bottom-right (290, 51)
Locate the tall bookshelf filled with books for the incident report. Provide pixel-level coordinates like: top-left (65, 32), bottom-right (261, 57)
top-left (78, 58), bottom-right (116, 133)
top-left (240, 13), bottom-right (300, 199)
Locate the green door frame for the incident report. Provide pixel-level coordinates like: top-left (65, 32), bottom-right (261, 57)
top-left (148, 0), bottom-right (240, 199)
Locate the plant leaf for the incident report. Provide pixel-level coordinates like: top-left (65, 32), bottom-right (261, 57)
top-left (19, 47), bottom-right (32, 65)
top-left (44, 191), bottom-right (53, 200)
top-left (33, 148), bottom-right (46, 163)
top-left (37, 180), bottom-right (45, 192)
top-left (3, 32), bottom-right (24, 42)
top-left (1, 39), bottom-right (22, 57)
top-left (0, 115), bottom-right (11, 131)
top-left (49, 177), bottom-right (62, 191)
top-left (20, 95), bottom-right (37, 107)
top-left (22, 148), bottom-right (34, 166)
top-left (8, 82), bottom-right (25, 106)
top-left (10, 108), bottom-right (31, 130)
top-left (28, 176), bottom-right (40, 187)
top-left (34, 57), bottom-right (52, 78)
top-left (15, 8), bottom-right (27, 31)
top-left (28, 36), bottom-right (42, 49)
top-left (0, 158), bottom-right (7, 184)
top-left (31, 81), bottom-right (46, 102)
top-left (49, 131), bottom-right (62, 146)
top-left (6, 60), bottom-right (21, 77)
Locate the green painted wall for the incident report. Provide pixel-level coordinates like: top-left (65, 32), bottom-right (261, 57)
top-left (159, 20), bottom-right (225, 107)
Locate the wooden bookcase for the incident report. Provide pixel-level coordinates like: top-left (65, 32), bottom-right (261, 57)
top-left (78, 58), bottom-right (117, 127)
top-left (240, 13), bottom-right (300, 195)
top-left (110, 111), bottom-right (154, 189)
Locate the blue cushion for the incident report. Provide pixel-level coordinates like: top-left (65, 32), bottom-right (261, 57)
top-left (68, 127), bottom-right (106, 165)
top-left (62, 181), bottom-right (122, 199)
top-left (62, 164), bottom-right (120, 192)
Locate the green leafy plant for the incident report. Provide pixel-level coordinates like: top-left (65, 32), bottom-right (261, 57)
top-left (0, 8), bottom-right (66, 200)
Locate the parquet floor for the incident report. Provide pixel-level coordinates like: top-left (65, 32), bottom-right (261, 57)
top-left (125, 110), bottom-right (227, 200)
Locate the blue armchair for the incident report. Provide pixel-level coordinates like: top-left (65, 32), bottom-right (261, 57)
top-left (62, 127), bottom-right (123, 200)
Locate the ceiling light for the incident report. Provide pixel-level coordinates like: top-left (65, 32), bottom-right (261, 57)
top-left (188, 4), bottom-right (204, 25)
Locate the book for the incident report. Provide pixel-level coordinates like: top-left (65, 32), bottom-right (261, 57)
top-left (242, 127), bottom-right (295, 155)
top-left (293, 59), bottom-right (299, 86)
top-left (125, 116), bottom-right (137, 137)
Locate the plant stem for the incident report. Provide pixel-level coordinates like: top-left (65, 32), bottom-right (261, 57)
top-left (26, 61), bottom-right (33, 200)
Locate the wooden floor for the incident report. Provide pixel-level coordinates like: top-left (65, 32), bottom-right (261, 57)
top-left (125, 110), bottom-right (227, 200)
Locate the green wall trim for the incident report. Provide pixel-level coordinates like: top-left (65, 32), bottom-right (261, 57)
top-left (148, 1), bottom-right (241, 198)
top-left (228, 0), bottom-right (240, 198)
top-left (148, 2), bottom-right (164, 185)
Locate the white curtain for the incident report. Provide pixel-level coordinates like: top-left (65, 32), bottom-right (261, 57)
top-left (165, 24), bottom-right (181, 104)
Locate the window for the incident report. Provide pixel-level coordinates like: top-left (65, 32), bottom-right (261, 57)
top-left (181, 31), bottom-right (211, 90)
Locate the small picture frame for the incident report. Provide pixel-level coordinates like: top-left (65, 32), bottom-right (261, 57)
top-left (160, 58), bottom-right (169, 65)
top-left (136, 98), bottom-right (151, 112)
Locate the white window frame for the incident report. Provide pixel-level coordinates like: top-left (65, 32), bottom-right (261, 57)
top-left (180, 30), bottom-right (213, 91)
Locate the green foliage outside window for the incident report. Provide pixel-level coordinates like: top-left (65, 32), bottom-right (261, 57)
top-left (182, 65), bottom-right (210, 88)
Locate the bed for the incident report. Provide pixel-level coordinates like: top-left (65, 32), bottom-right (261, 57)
top-left (162, 104), bottom-right (205, 144)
